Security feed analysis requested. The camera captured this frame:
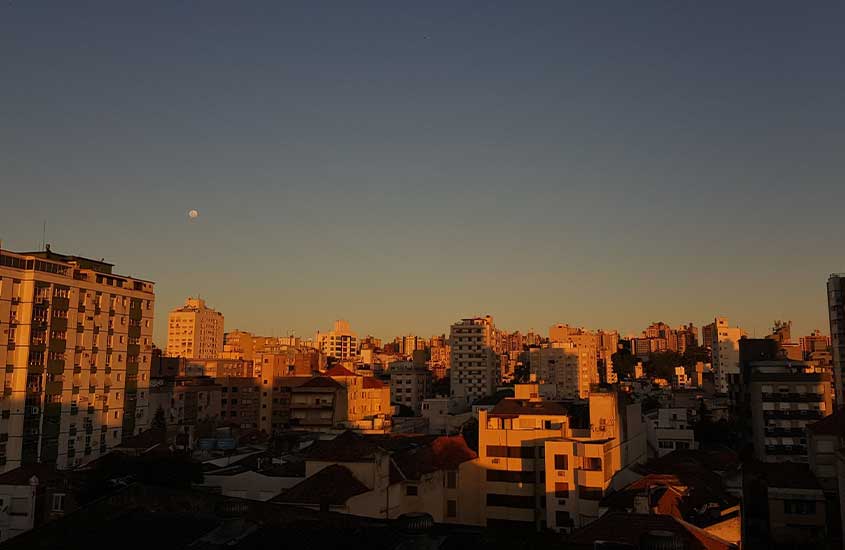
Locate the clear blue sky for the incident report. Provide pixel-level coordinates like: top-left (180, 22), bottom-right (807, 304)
top-left (2, 1), bottom-right (843, 346)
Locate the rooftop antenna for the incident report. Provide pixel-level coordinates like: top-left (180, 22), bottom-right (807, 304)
top-left (41, 220), bottom-right (47, 251)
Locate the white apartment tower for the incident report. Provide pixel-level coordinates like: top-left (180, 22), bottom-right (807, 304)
top-left (450, 316), bottom-right (499, 405)
top-left (709, 316), bottom-right (746, 394)
top-left (529, 345), bottom-right (595, 400)
top-left (0, 247), bottom-right (155, 472)
top-left (316, 320), bottom-right (359, 361)
top-left (166, 297), bottom-right (224, 359)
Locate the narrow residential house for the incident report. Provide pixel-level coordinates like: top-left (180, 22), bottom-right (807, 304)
top-left (0, 464), bottom-right (77, 543)
top-left (289, 369), bottom-right (392, 433)
top-left (645, 407), bottom-right (698, 458)
top-left (270, 431), bottom-right (479, 524)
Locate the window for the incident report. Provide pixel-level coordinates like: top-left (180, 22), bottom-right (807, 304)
top-left (446, 470), bottom-right (457, 489)
top-left (578, 486), bottom-right (603, 500)
top-left (9, 497), bottom-right (29, 516)
top-left (582, 457), bottom-right (602, 471)
top-left (52, 493), bottom-right (65, 512)
top-left (555, 511), bottom-right (572, 526)
top-left (486, 494), bottom-right (535, 509)
top-left (784, 500), bottom-right (817, 515)
top-left (554, 454), bottom-right (568, 470)
top-left (406, 485), bottom-right (418, 496)
top-left (447, 499), bottom-right (457, 518)
top-left (554, 482), bottom-right (570, 498)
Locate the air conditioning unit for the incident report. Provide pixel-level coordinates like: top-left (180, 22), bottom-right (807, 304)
top-left (492, 458), bottom-right (500, 464)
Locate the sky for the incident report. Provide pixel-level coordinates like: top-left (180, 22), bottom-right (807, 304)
top-left (2, 1), bottom-right (844, 346)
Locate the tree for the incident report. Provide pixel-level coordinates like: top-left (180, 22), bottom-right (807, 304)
top-left (646, 351), bottom-right (683, 380)
top-left (611, 348), bottom-right (637, 379)
top-left (681, 345), bottom-right (710, 367)
top-left (151, 406), bottom-right (166, 431)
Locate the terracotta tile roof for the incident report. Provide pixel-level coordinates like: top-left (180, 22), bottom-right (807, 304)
top-left (270, 464), bottom-right (369, 505)
top-left (600, 473), bottom-right (738, 528)
top-left (489, 398), bottom-right (569, 417)
top-left (808, 408), bottom-right (845, 436)
top-left (362, 377), bottom-right (384, 389)
top-left (0, 463), bottom-right (66, 485)
top-left (325, 366), bottom-right (357, 378)
top-left (392, 435), bottom-right (477, 481)
top-left (567, 512), bottom-right (737, 550)
top-left (298, 376), bottom-right (342, 389)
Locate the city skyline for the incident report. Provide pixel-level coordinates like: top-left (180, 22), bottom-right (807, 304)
top-left (3, 1), bottom-right (843, 347)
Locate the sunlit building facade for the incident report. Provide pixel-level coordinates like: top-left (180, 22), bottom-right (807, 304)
top-left (166, 297), bottom-right (224, 359)
top-left (0, 247), bottom-right (155, 472)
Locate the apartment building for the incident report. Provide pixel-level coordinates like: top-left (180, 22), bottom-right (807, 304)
top-left (529, 346), bottom-right (595, 400)
top-left (148, 376), bottom-right (221, 432)
top-left (218, 377), bottom-right (261, 430)
top-left (166, 297), bottom-right (224, 359)
top-left (258, 375), bottom-right (309, 435)
top-left (709, 317), bottom-right (746, 394)
top-left (315, 320), bottom-right (359, 361)
top-left (450, 317), bottom-right (499, 406)
top-left (801, 330), bottom-right (830, 357)
top-left (645, 407), bottom-right (697, 457)
top-left (828, 274), bottom-right (845, 404)
top-left (0, 247), bottom-right (155, 472)
top-left (290, 368), bottom-right (391, 432)
top-left (749, 360), bottom-right (832, 463)
top-left (388, 361), bottom-right (432, 415)
top-left (477, 384), bottom-right (646, 533)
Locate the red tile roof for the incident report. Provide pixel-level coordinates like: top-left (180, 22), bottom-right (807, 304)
top-left (567, 512), bottom-right (736, 550)
top-left (362, 377), bottom-right (384, 389)
top-left (808, 408), bottom-right (845, 436)
top-left (270, 464), bottom-right (369, 505)
top-left (392, 435), bottom-right (477, 481)
top-left (299, 376), bottom-right (342, 389)
top-left (600, 473), bottom-right (738, 528)
top-left (325, 366), bottom-right (357, 378)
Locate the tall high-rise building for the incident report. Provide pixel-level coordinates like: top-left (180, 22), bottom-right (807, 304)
top-left (315, 320), bottom-right (359, 360)
top-left (529, 346), bottom-right (594, 400)
top-left (827, 275), bottom-right (845, 404)
top-left (708, 317), bottom-right (747, 394)
top-left (166, 298), bottom-right (224, 359)
top-left (0, 247), bottom-right (155, 472)
top-left (450, 316), bottom-right (498, 405)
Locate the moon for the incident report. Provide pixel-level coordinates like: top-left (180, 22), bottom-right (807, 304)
top-left (188, 209), bottom-right (199, 220)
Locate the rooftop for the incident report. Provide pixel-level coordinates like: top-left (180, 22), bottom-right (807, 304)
top-left (325, 366), bottom-right (358, 378)
top-left (270, 464), bottom-right (369, 505)
top-left (567, 512), bottom-right (736, 550)
top-left (298, 376), bottom-right (343, 389)
top-left (488, 398), bottom-right (569, 417)
top-left (0, 463), bottom-right (67, 485)
top-left (807, 407), bottom-right (845, 436)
